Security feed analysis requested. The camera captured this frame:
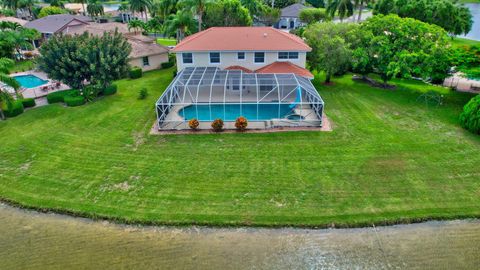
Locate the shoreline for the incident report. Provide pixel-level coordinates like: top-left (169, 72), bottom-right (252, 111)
top-left (1, 197), bottom-right (478, 230)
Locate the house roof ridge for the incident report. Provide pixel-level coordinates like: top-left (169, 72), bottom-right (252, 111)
top-left (274, 29), bottom-right (311, 50)
top-left (174, 27), bottom-right (215, 51)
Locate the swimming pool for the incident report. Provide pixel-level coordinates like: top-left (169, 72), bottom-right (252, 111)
top-left (13, 75), bottom-right (48, 88)
top-left (179, 104), bottom-right (295, 121)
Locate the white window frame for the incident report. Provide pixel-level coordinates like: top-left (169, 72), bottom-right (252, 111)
top-left (142, 56), bottom-right (150, 66)
top-left (182, 52), bottom-right (194, 64)
top-left (209, 52), bottom-right (221, 64)
top-left (278, 51), bottom-right (299, 61)
top-left (237, 52), bottom-right (245, 61)
top-left (254, 52), bottom-right (265, 64)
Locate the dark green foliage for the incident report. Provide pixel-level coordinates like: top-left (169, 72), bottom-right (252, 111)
top-left (459, 95), bottom-right (480, 135)
top-left (4, 100), bottom-right (24, 117)
top-left (299, 8), bottom-right (327, 24)
top-left (138, 87), bottom-right (148, 100)
top-left (38, 31), bottom-right (131, 91)
top-left (262, 0), bottom-right (296, 8)
top-left (129, 67), bottom-right (143, 79)
top-left (161, 61), bottom-right (175, 69)
top-left (307, 0), bottom-right (325, 8)
top-left (20, 98), bottom-right (35, 108)
top-left (204, 0), bottom-right (253, 28)
top-left (46, 89), bottom-right (79, 104)
top-left (451, 45), bottom-right (480, 80)
top-left (373, 0), bottom-right (473, 36)
top-left (64, 95), bottom-right (86, 107)
top-left (353, 15), bottom-right (452, 84)
top-left (103, 84), bottom-right (118, 95)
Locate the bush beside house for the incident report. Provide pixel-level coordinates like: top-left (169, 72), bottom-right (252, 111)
top-left (129, 67), bottom-right (143, 79)
top-left (4, 100), bottom-right (24, 117)
top-left (20, 98), bottom-right (36, 108)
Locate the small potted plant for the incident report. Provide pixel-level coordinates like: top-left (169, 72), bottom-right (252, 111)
top-left (188, 118), bottom-right (199, 130)
top-left (235, 116), bottom-right (248, 131)
top-left (211, 118), bottom-right (224, 132)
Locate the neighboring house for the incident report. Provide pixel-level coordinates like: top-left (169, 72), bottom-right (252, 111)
top-left (24, 14), bottom-right (92, 46)
top-left (172, 27), bottom-right (313, 78)
top-left (0, 16), bottom-right (28, 26)
top-left (26, 17), bottom-right (169, 71)
top-left (275, 3), bottom-right (307, 30)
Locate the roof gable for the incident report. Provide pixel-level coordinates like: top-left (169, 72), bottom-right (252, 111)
top-left (25, 14), bottom-right (91, 33)
top-left (281, 3), bottom-right (307, 18)
top-left (172, 27), bottom-right (311, 52)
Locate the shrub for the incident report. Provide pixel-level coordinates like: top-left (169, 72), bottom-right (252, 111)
top-left (129, 67), bottom-right (143, 79)
top-left (173, 68), bottom-right (177, 77)
top-left (161, 61), bottom-right (175, 69)
top-left (138, 88), bottom-right (148, 100)
top-left (188, 118), bottom-right (199, 130)
top-left (211, 118), bottom-right (224, 132)
top-left (4, 100), bottom-right (24, 117)
top-left (459, 95), bottom-right (480, 135)
top-left (103, 84), bottom-right (117, 95)
top-left (46, 89), bottom-right (79, 104)
top-left (235, 116), bottom-right (248, 131)
top-left (64, 95), bottom-right (85, 107)
top-left (20, 98), bottom-right (36, 108)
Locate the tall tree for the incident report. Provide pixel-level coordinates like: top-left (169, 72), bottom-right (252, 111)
top-left (304, 22), bottom-right (353, 83)
top-left (0, 57), bottom-right (19, 120)
top-left (87, 0), bottom-right (104, 19)
top-left (165, 9), bottom-right (196, 42)
top-left (179, 0), bottom-right (210, 32)
top-left (38, 31), bottom-right (131, 94)
top-left (128, 19), bottom-right (145, 33)
top-left (326, 0), bottom-right (353, 22)
top-left (203, 0), bottom-right (252, 28)
top-left (129, 0), bottom-right (153, 21)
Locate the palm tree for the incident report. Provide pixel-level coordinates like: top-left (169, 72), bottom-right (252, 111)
top-left (129, 0), bottom-right (152, 21)
top-left (1, 0), bottom-right (19, 10)
top-left (326, 0), bottom-right (354, 22)
top-left (154, 0), bottom-right (177, 20)
top-left (87, 0), bottom-right (104, 20)
top-left (165, 9), bottom-right (196, 42)
top-left (0, 58), bottom-right (20, 120)
top-left (354, 0), bottom-right (373, 22)
top-left (178, 0), bottom-right (210, 32)
top-left (128, 19), bottom-right (145, 34)
top-left (18, 0), bottom-right (35, 19)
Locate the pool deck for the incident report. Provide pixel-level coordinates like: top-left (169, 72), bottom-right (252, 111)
top-left (9, 70), bottom-right (70, 99)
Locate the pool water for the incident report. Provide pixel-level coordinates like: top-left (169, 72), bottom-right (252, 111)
top-left (179, 103), bottom-right (295, 121)
top-left (13, 75), bottom-right (48, 88)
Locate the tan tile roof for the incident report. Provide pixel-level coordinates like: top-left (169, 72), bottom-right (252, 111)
top-left (128, 35), bottom-right (169, 58)
top-left (225, 65), bottom-right (253, 73)
top-left (0, 16), bottom-right (28, 26)
top-left (172, 27), bottom-right (311, 52)
top-left (255, 61), bottom-right (313, 78)
top-left (65, 22), bottom-right (130, 36)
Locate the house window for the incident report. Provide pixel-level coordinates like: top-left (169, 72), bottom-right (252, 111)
top-left (209, 52), bottom-right (220, 64)
top-left (142, 56), bottom-right (149, 66)
top-left (259, 85), bottom-right (273, 91)
top-left (237, 52), bottom-right (245, 60)
top-left (278, 52), bottom-right (299, 59)
top-left (254, 52), bottom-right (265, 63)
top-left (182, 53), bottom-right (193, 64)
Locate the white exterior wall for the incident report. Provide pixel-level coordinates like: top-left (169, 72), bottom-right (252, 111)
top-left (175, 51), bottom-right (307, 71)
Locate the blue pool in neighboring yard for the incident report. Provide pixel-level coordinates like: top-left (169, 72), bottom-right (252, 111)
top-left (13, 75), bottom-right (48, 88)
top-left (179, 103), bottom-right (295, 121)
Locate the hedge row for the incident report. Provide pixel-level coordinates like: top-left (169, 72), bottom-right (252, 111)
top-left (64, 95), bottom-right (85, 107)
top-left (4, 100), bottom-right (24, 117)
top-left (129, 67), bottom-right (142, 79)
top-left (161, 61), bottom-right (175, 69)
top-left (47, 89), bottom-right (80, 104)
top-left (20, 98), bottom-right (35, 108)
top-left (103, 84), bottom-right (117, 95)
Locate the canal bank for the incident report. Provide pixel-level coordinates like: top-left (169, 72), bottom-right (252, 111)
top-left (1, 203), bottom-right (479, 269)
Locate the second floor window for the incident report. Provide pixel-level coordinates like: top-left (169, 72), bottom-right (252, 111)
top-left (237, 52), bottom-right (245, 60)
top-left (210, 52), bottom-right (220, 63)
top-left (182, 53), bottom-right (193, 64)
top-left (254, 52), bottom-right (265, 63)
top-left (278, 52), bottom-right (299, 59)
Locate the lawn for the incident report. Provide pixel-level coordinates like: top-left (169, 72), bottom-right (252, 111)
top-left (0, 68), bottom-right (479, 227)
top-left (450, 37), bottom-right (480, 48)
top-left (157, 38), bottom-right (177, 47)
top-left (9, 60), bottom-right (35, 73)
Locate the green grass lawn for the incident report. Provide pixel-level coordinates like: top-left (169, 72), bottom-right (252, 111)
top-left (0, 68), bottom-right (479, 227)
top-left (450, 37), bottom-right (480, 48)
top-left (9, 60), bottom-right (35, 73)
top-left (157, 38), bottom-right (177, 47)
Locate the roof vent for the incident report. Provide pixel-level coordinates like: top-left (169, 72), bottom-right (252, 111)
top-left (263, 33), bottom-right (267, 37)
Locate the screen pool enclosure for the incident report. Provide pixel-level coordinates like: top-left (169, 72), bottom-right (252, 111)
top-left (155, 67), bottom-right (324, 130)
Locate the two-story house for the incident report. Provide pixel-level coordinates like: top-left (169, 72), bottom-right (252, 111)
top-left (172, 27), bottom-right (313, 79)
top-left (156, 27), bottom-right (324, 130)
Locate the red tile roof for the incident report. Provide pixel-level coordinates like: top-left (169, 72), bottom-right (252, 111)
top-left (225, 65), bottom-right (253, 73)
top-left (255, 62), bottom-right (314, 78)
top-left (172, 27), bottom-right (311, 52)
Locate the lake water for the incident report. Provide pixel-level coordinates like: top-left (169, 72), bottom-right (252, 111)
top-left (1, 203), bottom-right (479, 269)
top-left (463, 4), bottom-right (480, 41)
